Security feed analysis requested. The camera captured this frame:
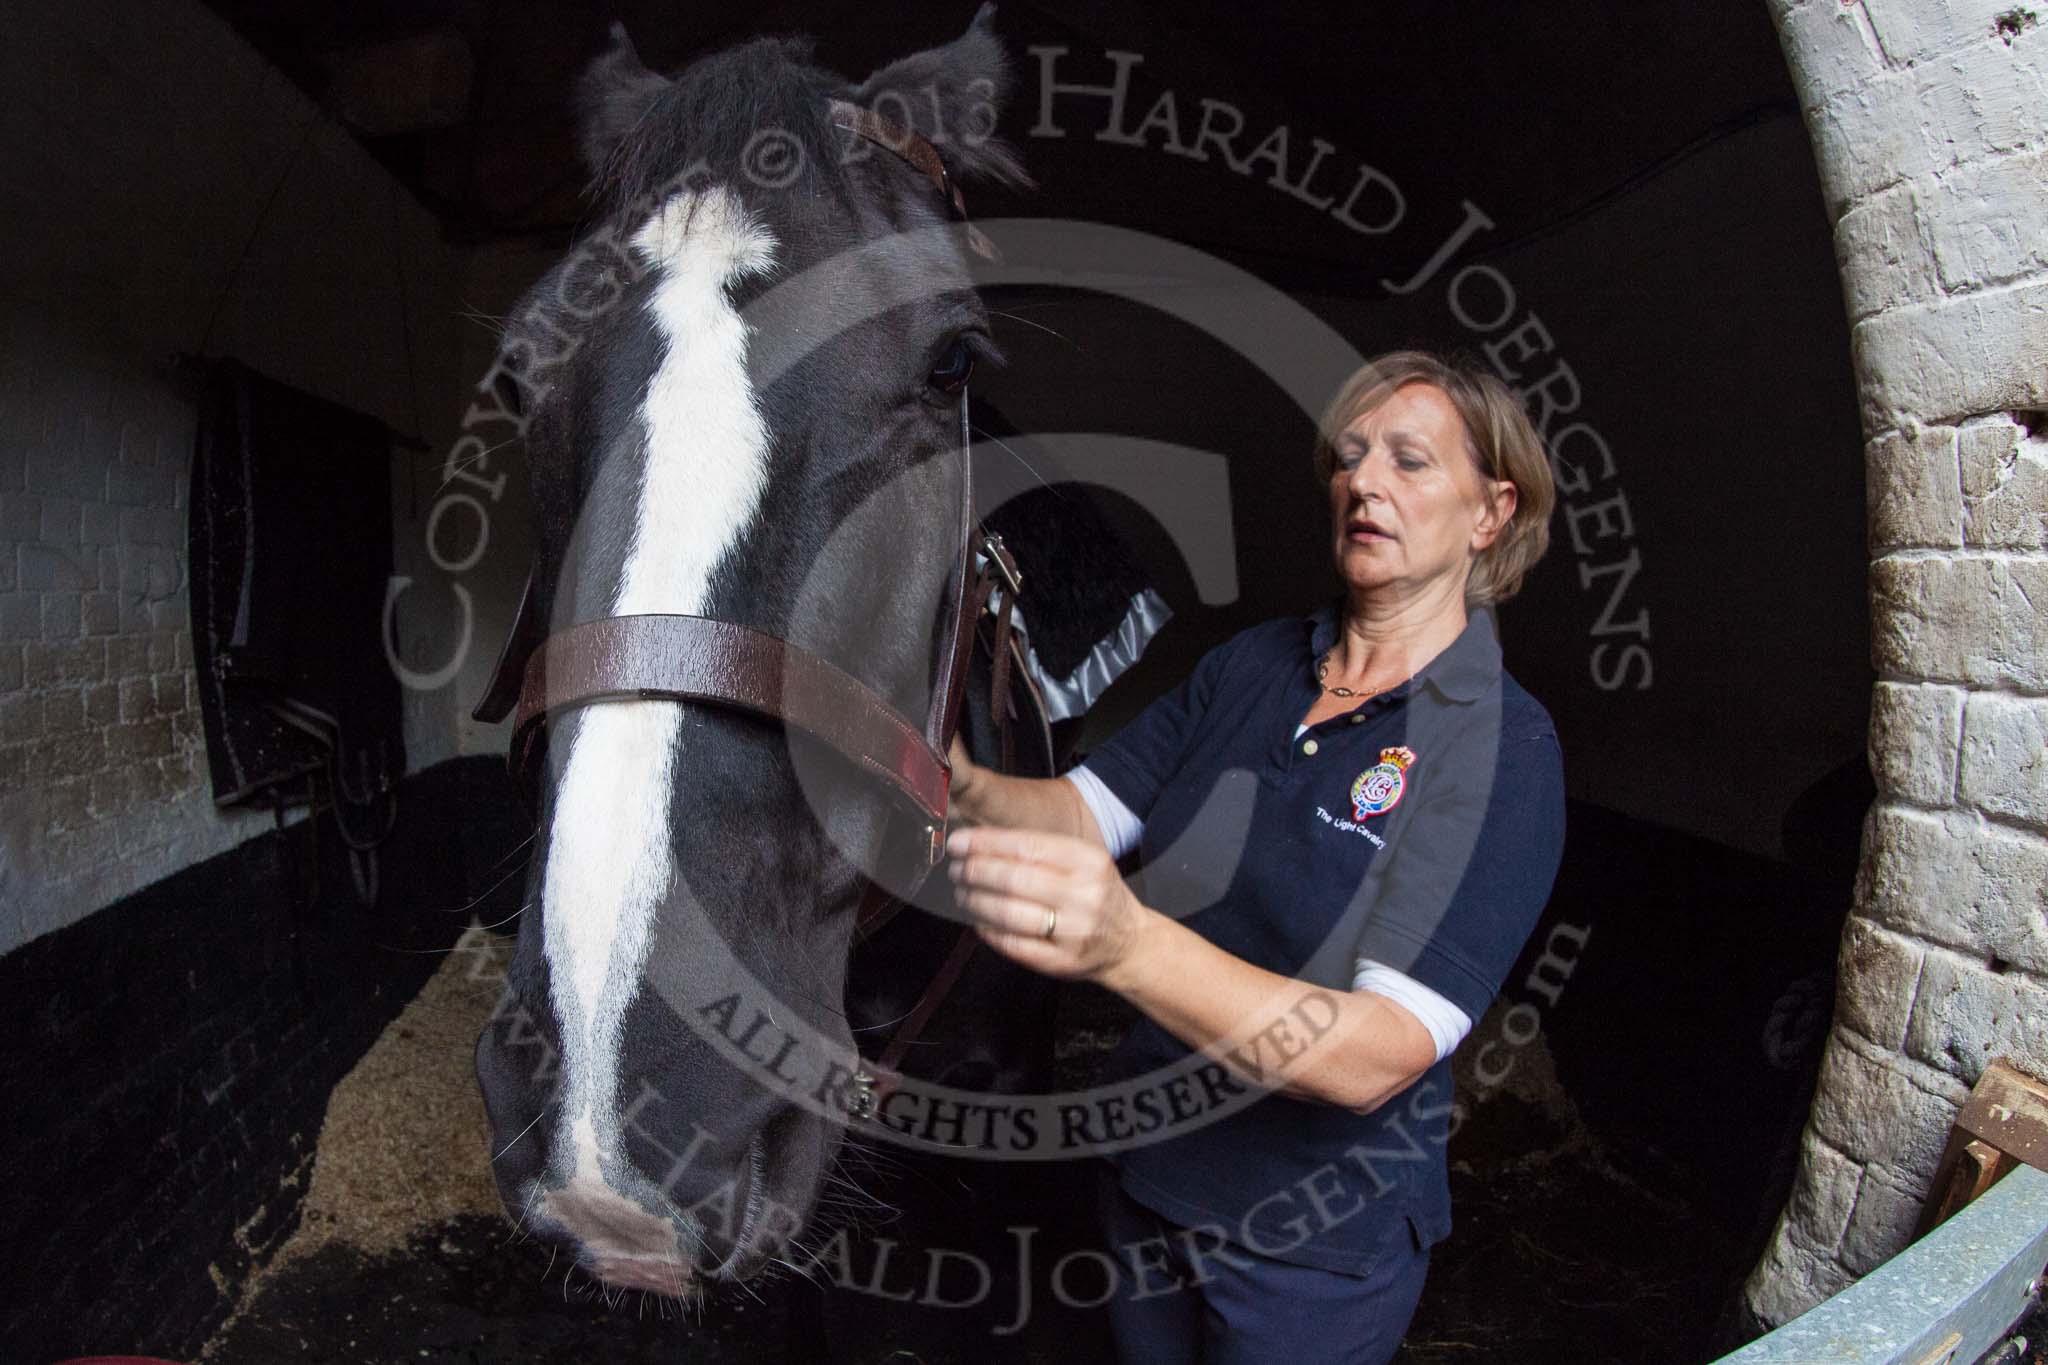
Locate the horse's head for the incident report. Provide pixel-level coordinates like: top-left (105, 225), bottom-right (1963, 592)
top-left (473, 9), bottom-right (1026, 1296)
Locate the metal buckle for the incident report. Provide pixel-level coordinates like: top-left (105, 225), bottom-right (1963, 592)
top-left (848, 1068), bottom-right (879, 1121)
top-left (926, 821), bottom-right (945, 867)
top-left (981, 531), bottom-right (1023, 596)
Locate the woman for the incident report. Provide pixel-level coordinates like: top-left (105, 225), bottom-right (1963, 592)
top-left (945, 350), bottom-right (1566, 1363)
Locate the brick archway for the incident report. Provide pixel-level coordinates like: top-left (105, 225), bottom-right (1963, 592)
top-left (1745, 0), bottom-right (2047, 1325)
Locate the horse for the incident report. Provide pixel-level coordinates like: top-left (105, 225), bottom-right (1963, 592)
top-left (469, 9), bottom-right (1156, 1318)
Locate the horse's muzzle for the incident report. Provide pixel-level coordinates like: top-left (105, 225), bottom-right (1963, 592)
top-left (536, 1176), bottom-right (696, 1294)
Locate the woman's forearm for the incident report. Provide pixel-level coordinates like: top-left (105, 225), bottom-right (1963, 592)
top-left (1104, 910), bottom-right (1435, 1113)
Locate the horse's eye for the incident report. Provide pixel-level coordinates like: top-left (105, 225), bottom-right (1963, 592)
top-left (926, 338), bottom-right (976, 397)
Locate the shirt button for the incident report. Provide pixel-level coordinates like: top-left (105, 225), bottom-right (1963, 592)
top-left (1349, 714), bottom-right (1366, 724)
top-left (1301, 739), bottom-right (1319, 756)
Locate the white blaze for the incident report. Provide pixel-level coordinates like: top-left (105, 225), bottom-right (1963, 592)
top-left (542, 187), bottom-right (776, 1181)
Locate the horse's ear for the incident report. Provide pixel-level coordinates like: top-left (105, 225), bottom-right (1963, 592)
top-left (851, 4), bottom-right (1031, 188)
top-left (576, 22), bottom-right (671, 177)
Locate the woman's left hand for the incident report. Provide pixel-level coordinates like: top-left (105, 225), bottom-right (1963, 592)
top-left (944, 827), bottom-right (1152, 983)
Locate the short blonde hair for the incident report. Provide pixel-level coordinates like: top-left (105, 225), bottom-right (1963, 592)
top-left (1312, 349), bottom-right (1555, 608)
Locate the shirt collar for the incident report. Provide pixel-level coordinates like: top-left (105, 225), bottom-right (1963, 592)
top-left (1304, 598), bottom-right (1501, 704)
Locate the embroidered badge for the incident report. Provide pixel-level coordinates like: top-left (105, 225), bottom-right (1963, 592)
top-left (1350, 746), bottom-right (1417, 819)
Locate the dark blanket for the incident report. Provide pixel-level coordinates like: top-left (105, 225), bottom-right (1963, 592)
top-left (984, 482), bottom-right (1154, 681)
top-left (187, 359), bottom-right (403, 812)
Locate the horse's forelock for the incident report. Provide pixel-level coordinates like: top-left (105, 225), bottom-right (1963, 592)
top-left (591, 39), bottom-right (849, 231)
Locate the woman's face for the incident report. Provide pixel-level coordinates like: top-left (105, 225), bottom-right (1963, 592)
top-left (1327, 382), bottom-right (1515, 607)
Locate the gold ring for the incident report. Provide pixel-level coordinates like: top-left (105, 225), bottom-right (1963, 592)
top-left (1043, 907), bottom-right (1058, 940)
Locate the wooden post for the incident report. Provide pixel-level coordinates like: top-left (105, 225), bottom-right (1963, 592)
top-left (1917, 1057), bottom-right (2048, 1239)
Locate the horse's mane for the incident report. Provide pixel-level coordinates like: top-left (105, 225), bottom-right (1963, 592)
top-left (584, 37), bottom-right (850, 229)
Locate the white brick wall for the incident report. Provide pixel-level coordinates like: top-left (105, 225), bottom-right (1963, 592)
top-left (0, 0), bottom-right (472, 953)
top-left (1747, 0), bottom-right (2048, 1326)
top-left (0, 330), bottom-right (270, 947)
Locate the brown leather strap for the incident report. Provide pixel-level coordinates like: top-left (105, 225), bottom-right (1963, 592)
top-left (1007, 633), bottom-right (1056, 773)
top-left (510, 614), bottom-right (951, 825)
top-left (976, 531), bottom-right (1024, 774)
top-left (854, 879), bottom-right (906, 942)
top-left (989, 589), bottom-right (1017, 773)
top-left (873, 923), bottom-right (984, 1083)
top-left (925, 395), bottom-right (982, 754)
top-left (473, 571), bottom-right (544, 725)
top-left (827, 99), bottom-right (998, 261)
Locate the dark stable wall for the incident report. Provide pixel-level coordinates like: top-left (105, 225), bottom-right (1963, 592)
top-left (0, 756), bottom-right (527, 1363)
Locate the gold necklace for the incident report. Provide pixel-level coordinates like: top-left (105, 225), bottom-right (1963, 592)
top-left (1316, 651), bottom-right (1401, 699)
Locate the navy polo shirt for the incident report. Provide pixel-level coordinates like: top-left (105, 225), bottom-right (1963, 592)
top-left (1081, 600), bottom-right (1565, 1274)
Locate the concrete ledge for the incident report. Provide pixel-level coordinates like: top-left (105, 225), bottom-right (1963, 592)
top-left (1722, 1161), bottom-right (2048, 1363)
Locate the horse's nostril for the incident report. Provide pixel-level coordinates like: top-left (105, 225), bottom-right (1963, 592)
top-left (538, 1177), bottom-right (685, 1270)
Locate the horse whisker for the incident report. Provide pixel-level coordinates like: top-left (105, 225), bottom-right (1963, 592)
top-left (971, 424), bottom-right (1063, 497)
top-left (492, 1097), bottom-right (557, 1164)
top-left (474, 900), bottom-right (533, 933)
top-left (989, 308), bottom-right (1078, 346)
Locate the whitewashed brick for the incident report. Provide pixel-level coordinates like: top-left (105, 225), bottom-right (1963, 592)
top-left (1862, 0), bottom-right (2047, 67)
top-left (1858, 805), bottom-right (2048, 972)
top-left (1785, 1136), bottom-right (1864, 1252)
top-left (1867, 681), bottom-right (1964, 805)
top-left (1928, 148), bottom-right (2048, 292)
top-left (1835, 182), bottom-right (1940, 319)
top-left (1745, 1209), bottom-right (1858, 1323)
top-left (78, 500), bottom-right (119, 546)
top-left (0, 691), bottom-right (34, 745)
top-left (1867, 424), bottom-right (1962, 549)
top-left (38, 494), bottom-right (80, 545)
top-left (1836, 915), bottom-right (1927, 1046)
top-left (0, 490), bottom-right (39, 542)
top-left (1914, 23), bottom-right (2048, 163)
top-left (1775, 0), bottom-right (1891, 110)
top-left (1870, 554), bottom-right (2048, 691)
top-left (1904, 949), bottom-right (2048, 1084)
top-left (18, 544), bottom-right (88, 593)
top-left (80, 592), bottom-right (116, 636)
top-left (1806, 23), bottom-right (2047, 210)
top-left (1958, 692), bottom-right (2048, 826)
top-left (1839, 1161), bottom-right (1926, 1275)
top-left (1960, 419), bottom-right (2048, 549)
top-left (0, 593), bottom-right (35, 641)
top-left (1854, 280), bottom-right (2048, 432)
top-left (1806, 73), bottom-right (1924, 212)
top-left (39, 592), bottom-right (80, 640)
top-left (1808, 1032), bottom-right (1963, 1185)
